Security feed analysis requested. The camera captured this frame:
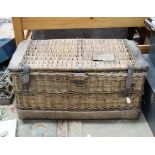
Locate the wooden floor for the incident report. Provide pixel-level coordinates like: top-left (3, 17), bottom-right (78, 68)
top-left (0, 99), bottom-right (153, 137)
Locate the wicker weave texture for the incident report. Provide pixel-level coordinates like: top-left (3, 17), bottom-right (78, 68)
top-left (16, 92), bottom-right (141, 111)
top-left (20, 39), bottom-right (138, 71)
top-left (12, 72), bottom-right (145, 93)
top-left (9, 39), bottom-right (148, 119)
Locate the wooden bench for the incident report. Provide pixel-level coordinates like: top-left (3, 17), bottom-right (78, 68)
top-left (12, 17), bottom-right (150, 53)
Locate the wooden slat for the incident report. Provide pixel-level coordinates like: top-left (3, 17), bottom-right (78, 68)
top-left (57, 121), bottom-right (68, 137)
top-left (57, 121), bottom-right (83, 137)
top-left (138, 44), bottom-right (150, 54)
top-left (21, 17), bottom-right (146, 30)
top-left (68, 121), bottom-right (83, 137)
top-left (12, 17), bottom-right (25, 45)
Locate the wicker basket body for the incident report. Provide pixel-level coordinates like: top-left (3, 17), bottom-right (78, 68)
top-left (8, 39), bottom-right (148, 119)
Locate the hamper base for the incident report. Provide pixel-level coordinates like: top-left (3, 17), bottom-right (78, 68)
top-left (17, 109), bottom-right (140, 120)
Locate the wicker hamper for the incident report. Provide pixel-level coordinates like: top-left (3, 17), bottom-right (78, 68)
top-left (8, 39), bottom-right (148, 119)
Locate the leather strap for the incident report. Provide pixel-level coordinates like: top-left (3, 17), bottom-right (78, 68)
top-left (22, 64), bottom-right (30, 92)
top-left (125, 65), bottom-right (134, 103)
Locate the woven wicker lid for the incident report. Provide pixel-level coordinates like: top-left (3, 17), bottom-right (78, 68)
top-left (8, 39), bottom-right (149, 72)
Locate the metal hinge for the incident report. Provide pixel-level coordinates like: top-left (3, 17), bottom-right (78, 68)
top-left (125, 65), bottom-right (134, 104)
top-left (22, 64), bottom-right (30, 92)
